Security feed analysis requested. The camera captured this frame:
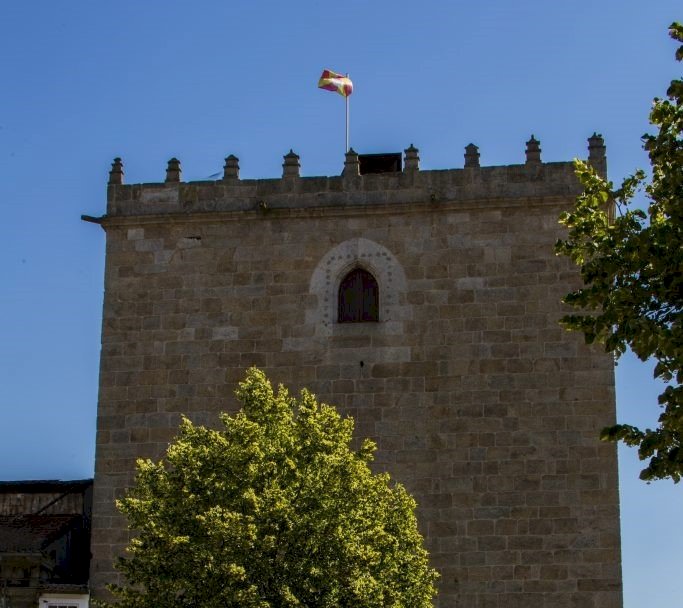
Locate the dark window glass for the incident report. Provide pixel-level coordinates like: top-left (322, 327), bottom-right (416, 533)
top-left (338, 268), bottom-right (379, 323)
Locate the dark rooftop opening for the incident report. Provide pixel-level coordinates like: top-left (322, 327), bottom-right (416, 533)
top-left (358, 153), bottom-right (402, 175)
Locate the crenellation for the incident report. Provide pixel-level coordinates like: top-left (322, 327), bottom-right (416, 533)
top-left (108, 157), bottom-right (124, 185)
top-left (404, 144), bottom-right (420, 171)
top-left (464, 143), bottom-right (481, 168)
top-left (282, 149), bottom-right (301, 178)
top-left (222, 154), bottom-right (240, 180)
top-left (165, 157), bottom-right (181, 183)
top-left (525, 135), bottom-right (542, 165)
top-left (105, 145), bottom-right (597, 219)
top-left (588, 132), bottom-right (607, 178)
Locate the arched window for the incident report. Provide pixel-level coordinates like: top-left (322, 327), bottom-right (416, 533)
top-left (338, 268), bottom-right (379, 323)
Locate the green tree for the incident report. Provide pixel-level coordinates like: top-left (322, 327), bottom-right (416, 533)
top-left (555, 23), bottom-right (683, 482)
top-left (104, 368), bottom-right (438, 608)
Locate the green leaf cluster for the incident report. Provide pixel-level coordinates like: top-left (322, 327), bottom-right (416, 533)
top-left (555, 23), bottom-right (683, 482)
top-left (103, 368), bottom-right (438, 607)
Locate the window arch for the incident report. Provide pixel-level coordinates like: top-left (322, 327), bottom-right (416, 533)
top-left (338, 268), bottom-right (379, 323)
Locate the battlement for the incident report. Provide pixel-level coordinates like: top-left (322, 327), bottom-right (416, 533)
top-left (102, 135), bottom-right (606, 219)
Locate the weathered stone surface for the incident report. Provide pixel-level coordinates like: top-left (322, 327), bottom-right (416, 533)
top-left (91, 148), bottom-right (622, 607)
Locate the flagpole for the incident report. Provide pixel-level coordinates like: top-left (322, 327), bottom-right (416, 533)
top-left (345, 73), bottom-right (350, 153)
top-left (318, 69), bottom-right (352, 153)
top-left (345, 95), bottom-right (349, 153)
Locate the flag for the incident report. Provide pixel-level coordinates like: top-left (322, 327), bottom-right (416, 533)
top-left (318, 69), bottom-right (353, 98)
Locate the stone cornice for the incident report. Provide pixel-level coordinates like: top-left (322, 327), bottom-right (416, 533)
top-left (89, 191), bottom-right (577, 230)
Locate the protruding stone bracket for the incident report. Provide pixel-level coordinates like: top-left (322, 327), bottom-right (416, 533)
top-left (343, 147), bottom-right (360, 177)
top-left (108, 157), bottom-right (124, 185)
top-left (404, 144), bottom-right (420, 172)
top-left (282, 149), bottom-right (300, 178)
top-left (223, 155), bottom-right (240, 180)
top-left (588, 132), bottom-right (607, 178)
top-left (464, 143), bottom-right (480, 168)
top-left (165, 158), bottom-right (182, 183)
top-left (525, 135), bottom-right (541, 165)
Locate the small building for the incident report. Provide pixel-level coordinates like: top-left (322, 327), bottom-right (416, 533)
top-left (0, 480), bottom-right (92, 608)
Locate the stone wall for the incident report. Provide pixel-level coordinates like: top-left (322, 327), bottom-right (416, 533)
top-left (89, 139), bottom-right (622, 607)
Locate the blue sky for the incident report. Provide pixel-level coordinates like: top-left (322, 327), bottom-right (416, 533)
top-left (0, 2), bottom-right (680, 606)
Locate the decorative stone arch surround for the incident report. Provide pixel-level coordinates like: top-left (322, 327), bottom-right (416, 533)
top-left (307, 238), bottom-right (408, 337)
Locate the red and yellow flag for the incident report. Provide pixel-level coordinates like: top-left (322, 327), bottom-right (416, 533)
top-left (318, 69), bottom-right (353, 98)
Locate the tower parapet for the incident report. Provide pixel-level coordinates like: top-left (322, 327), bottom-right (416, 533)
top-left (104, 136), bottom-right (603, 218)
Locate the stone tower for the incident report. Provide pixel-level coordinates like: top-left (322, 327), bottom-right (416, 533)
top-left (87, 137), bottom-right (622, 607)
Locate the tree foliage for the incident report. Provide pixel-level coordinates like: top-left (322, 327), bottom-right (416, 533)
top-left (103, 368), bottom-right (438, 608)
top-left (555, 23), bottom-right (683, 482)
